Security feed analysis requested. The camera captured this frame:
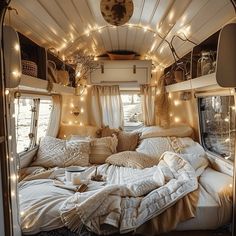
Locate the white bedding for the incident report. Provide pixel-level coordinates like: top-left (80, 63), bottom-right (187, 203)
top-left (20, 151), bottom-right (200, 234)
top-left (19, 166), bottom-right (232, 235)
top-left (18, 136), bottom-right (232, 235)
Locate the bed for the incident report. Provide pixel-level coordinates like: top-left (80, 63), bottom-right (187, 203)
top-left (18, 125), bottom-right (233, 235)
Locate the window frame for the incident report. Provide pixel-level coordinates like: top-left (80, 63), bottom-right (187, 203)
top-left (14, 94), bottom-right (52, 155)
top-left (197, 93), bottom-right (235, 164)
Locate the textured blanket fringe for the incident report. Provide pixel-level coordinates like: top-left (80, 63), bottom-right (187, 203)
top-left (61, 207), bottom-right (84, 233)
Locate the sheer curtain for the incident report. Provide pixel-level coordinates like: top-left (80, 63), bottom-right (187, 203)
top-left (89, 85), bottom-right (124, 128)
top-left (46, 95), bottom-right (62, 137)
top-left (141, 79), bottom-right (169, 127)
top-left (140, 85), bottom-right (158, 126)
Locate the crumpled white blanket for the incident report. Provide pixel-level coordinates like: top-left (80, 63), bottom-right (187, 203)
top-left (60, 151), bottom-right (199, 235)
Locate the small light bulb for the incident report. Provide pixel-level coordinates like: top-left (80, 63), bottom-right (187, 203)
top-left (14, 43), bottom-right (20, 51)
top-left (11, 191), bottom-right (15, 197)
top-left (63, 135), bottom-right (67, 138)
top-left (8, 135), bottom-right (12, 140)
top-left (80, 108), bottom-right (84, 113)
top-left (12, 70), bottom-right (20, 78)
top-left (229, 184), bottom-right (233, 188)
top-left (174, 117), bottom-right (180, 123)
top-left (80, 122), bottom-right (83, 126)
top-left (11, 174), bottom-right (17, 181)
top-left (169, 113), bottom-right (173, 117)
top-left (20, 211), bottom-right (25, 216)
top-left (70, 103), bottom-right (74, 108)
top-left (80, 97), bottom-right (84, 102)
top-left (224, 117), bottom-right (229, 122)
top-left (168, 93), bottom-right (172, 99)
top-left (225, 138), bottom-right (230, 143)
top-left (68, 121), bottom-right (72, 125)
top-left (5, 89), bottom-right (9, 95)
top-left (174, 100), bottom-right (180, 106)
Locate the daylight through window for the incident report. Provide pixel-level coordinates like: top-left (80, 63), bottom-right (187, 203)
top-left (121, 94), bottom-right (143, 131)
top-left (14, 97), bottom-right (52, 153)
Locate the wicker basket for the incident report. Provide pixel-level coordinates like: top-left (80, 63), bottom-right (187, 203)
top-left (22, 60), bottom-right (38, 77)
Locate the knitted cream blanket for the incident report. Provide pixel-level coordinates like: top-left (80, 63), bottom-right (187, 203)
top-left (60, 151), bottom-right (198, 235)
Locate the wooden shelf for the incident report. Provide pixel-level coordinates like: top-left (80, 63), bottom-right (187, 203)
top-left (165, 73), bottom-right (220, 92)
top-left (19, 74), bottom-right (75, 95)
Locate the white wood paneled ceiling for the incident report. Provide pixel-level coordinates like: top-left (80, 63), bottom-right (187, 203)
top-left (7, 0), bottom-right (236, 68)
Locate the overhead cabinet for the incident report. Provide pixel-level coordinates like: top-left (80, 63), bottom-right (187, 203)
top-left (164, 24), bottom-right (236, 92)
top-left (88, 60), bottom-right (152, 85)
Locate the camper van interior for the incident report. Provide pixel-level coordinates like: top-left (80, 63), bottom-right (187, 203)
top-left (0, 0), bottom-right (236, 235)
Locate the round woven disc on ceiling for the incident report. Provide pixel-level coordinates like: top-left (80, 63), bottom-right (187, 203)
top-left (100, 0), bottom-right (134, 26)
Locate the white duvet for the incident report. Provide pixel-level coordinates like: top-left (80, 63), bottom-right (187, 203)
top-left (19, 151), bottom-right (206, 235)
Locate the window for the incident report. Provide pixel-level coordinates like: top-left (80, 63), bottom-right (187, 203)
top-left (121, 94), bottom-right (143, 131)
top-left (199, 96), bottom-right (235, 161)
top-left (37, 100), bottom-right (52, 142)
top-left (14, 96), bottom-right (52, 153)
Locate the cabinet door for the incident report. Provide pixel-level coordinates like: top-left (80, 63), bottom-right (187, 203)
top-left (216, 23), bottom-right (236, 87)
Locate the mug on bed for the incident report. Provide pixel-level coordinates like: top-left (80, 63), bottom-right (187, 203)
top-left (65, 166), bottom-right (86, 182)
top-left (71, 173), bottom-right (88, 185)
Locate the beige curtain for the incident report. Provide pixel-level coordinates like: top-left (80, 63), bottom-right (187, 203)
top-left (140, 85), bottom-right (158, 126)
top-left (89, 85), bottom-right (124, 128)
top-left (46, 95), bottom-right (62, 137)
top-left (155, 78), bottom-right (169, 127)
top-left (141, 79), bottom-right (169, 127)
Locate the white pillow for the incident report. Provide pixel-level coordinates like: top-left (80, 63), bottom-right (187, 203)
top-left (139, 124), bottom-right (193, 140)
top-left (32, 136), bottom-right (90, 168)
top-left (136, 137), bottom-right (205, 159)
top-left (89, 135), bottom-right (118, 164)
top-left (200, 167), bottom-right (233, 203)
top-left (136, 137), bottom-right (174, 158)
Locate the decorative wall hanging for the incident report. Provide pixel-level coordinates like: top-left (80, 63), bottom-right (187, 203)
top-left (100, 0), bottom-right (134, 26)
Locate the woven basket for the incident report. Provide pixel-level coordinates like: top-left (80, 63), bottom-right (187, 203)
top-left (22, 60), bottom-right (38, 77)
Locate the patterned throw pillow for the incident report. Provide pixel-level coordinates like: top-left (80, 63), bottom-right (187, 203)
top-left (89, 135), bottom-right (118, 164)
top-left (106, 151), bottom-right (159, 169)
top-left (32, 136), bottom-right (90, 168)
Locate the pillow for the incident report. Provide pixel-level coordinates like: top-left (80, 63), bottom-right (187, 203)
top-left (136, 137), bottom-right (205, 159)
top-left (199, 167), bottom-right (233, 203)
top-left (96, 126), bottom-right (120, 138)
top-left (117, 131), bottom-right (140, 152)
top-left (89, 135), bottom-right (118, 164)
top-left (32, 136), bottom-right (90, 168)
top-left (136, 137), bottom-right (174, 158)
top-left (106, 151), bottom-right (159, 169)
top-left (139, 124), bottom-right (193, 139)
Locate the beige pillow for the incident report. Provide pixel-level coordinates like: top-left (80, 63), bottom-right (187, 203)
top-left (106, 151), bottom-right (159, 169)
top-left (89, 135), bottom-right (118, 164)
top-left (96, 126), bottom-right (120, 138)
top-left (32, 136), bottom-right (90, 168)
top-left (117, 131), bottom-right (140, 152)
